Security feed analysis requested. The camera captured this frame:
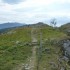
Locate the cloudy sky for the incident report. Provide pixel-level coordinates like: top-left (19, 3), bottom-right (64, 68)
top-left (0, 0), bottom-right (70, 26)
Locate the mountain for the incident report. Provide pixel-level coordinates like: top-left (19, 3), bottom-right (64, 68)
top-left (0, 22), bottom-right (25, 29)
top-left (28, 22), bottom-right (50, 27)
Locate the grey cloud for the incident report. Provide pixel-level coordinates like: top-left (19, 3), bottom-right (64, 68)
top-left (2, 0), bottom-right (25, 4)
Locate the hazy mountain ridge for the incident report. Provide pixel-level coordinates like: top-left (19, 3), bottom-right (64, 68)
top-left (0, 22), bottom-right (25, 29)
top-left (0, 22), bottom-right (50, 34)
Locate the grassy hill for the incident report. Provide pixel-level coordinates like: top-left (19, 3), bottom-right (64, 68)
top-left (0, 27), bottom-right (32, 70)
top-left (35, 26), bottom-right (67, 42)
top-left (60, 23), bottom-right (70, 30)
top-left (34, 26), bottom-right (68, 70)
top-left (0, 23), bottom-right (69, 70)
top-left (60, 23), bottom-right (70, 32)
top-left (41, 27), bottom-right (66, 40)
top-left (59, 23), bottom-right (70, 36)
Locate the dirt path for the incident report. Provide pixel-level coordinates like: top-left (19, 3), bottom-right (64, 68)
top-left (15, 27), bottom-right (37, 70)
top-left (27, 27), bottom-right (37, 70)
top-left (17, 45), bottom-right (37, 70)
top-left (28, 45), bottom-right (37, 70)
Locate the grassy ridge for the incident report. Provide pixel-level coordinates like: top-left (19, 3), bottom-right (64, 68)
top-left (36, 27), bottom-right (68, 70)
top-left (36, 27), bottom-right (66, 42)
top-left (0, 27), bottom-right (32, 70)
top-left (0, 25), bottom-right (68, 70)
top-left (41, 27), bottom-right (66, 40)
top-left (0, 27), bottom-right (31, 46)
top-left (37, 43), bottom-right (61, 70)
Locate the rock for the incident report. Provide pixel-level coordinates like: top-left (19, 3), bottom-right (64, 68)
top-left (16, 41), bottom-right (20, 44)
top-left (49, 62), bottom-right (55, 65)
top-left (49, 62), bottom-right (58, 68)
top-left (60, 66), bottom-right (66, 70)
top-left (44, 48), bottom-right (51, 53)
top-left (62, 56), bottom-right (69, 62)
top-left (7, 31), bottom-right (16, 34)
top-left (60, 39), bottom-right (70, 59)
top-left (24, 42), bottom-right (31, 46)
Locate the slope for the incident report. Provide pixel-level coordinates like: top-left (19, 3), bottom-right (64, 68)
top-left (0, 27), bottom-right (32, 70)
top-left (0, 23), bottom-right (68, 70)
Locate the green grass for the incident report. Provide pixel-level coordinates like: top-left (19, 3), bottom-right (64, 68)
top-left (0, 45), bottom-right (32, 70)
top-left (36, 39), bottom-right (69, 70)
top-left (41, 27), bottom-right (67, 40)
top-left (37, 42), bottom-right (60, 70)
top-left (0, 26), bottom-right (68, 70)
top-left (36, 27), bottom-right (68, 70)
top-left (0, 27), bottom-right (31, 46)
top-left (36, 27), bottom-right (67, 42)
top-left (0, 27), bottom-right (32, 70)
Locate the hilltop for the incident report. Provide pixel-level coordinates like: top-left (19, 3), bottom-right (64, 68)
top-left (28, 22), bottom-right (50, 28)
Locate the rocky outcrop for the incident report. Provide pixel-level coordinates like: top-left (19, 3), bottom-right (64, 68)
top-left (62, 40), bottom-right (70, 58)
top-left (59, 39), bottom-right (70, 59)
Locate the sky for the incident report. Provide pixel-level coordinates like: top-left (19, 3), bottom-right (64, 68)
top-left (0, 0), bottom-right (70, 26)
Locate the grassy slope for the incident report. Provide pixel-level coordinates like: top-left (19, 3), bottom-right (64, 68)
top-left (59, 23), bottom-right (70, 32)
top-left (0, 25), bottom-right (68, 70)
top-left (36, 27), bottom-right (68, 70)
top-left (37, 44), bottom-right (61, 70)
top-left (41, 27), bottom-right (66, 40)
top-left (0, 27), bottom-right (32, 70)
top-left (59, 23), bottom-right (70, 37)
top-left (36, 27), bottom-right (66, 42)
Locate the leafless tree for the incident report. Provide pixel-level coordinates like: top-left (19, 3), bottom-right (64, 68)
top-left (50, 18), bottom-right (57, 27)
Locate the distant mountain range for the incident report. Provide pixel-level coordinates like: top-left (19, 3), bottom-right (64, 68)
top-left (0, 22), bottom-right (70, 31)
top-left (0, 22), bottom-right (25, 29)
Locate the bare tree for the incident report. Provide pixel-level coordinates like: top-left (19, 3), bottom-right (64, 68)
top-left (50, 18), bottom-right (57, 28)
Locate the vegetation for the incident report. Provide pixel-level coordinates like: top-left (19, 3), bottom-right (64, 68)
top-left (41, 27), bottom-right (66, 40)
top-left (59, 23), bottom-right (70, 36)
top-left (0, 27), bottom-right (32, 70)
top-left (36, 26), bottom-right (68, 70)
top-left (36, 26), bottom-right (67, 42)
top-left (0, 23), bottom-right (70, 70)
